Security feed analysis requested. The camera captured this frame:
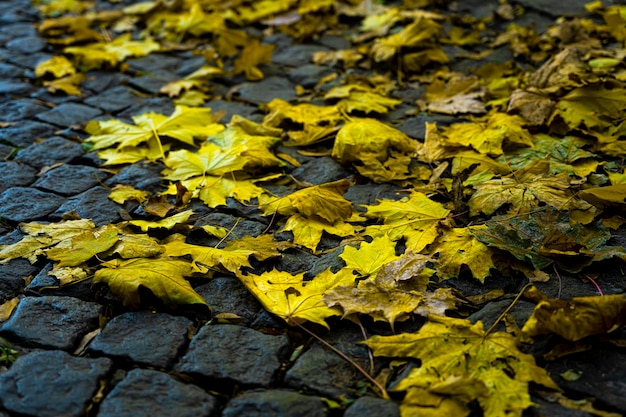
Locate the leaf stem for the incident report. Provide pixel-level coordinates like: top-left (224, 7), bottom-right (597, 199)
top-left (287, 316), bottom-right (390, 400)
top-left (483, 282), bottom-right (534, 338)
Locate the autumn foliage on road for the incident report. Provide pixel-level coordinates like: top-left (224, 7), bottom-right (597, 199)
top-left (2, 0), bottom-right (626, 416)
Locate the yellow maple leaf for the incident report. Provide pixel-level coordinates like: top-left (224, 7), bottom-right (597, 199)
top-left (45, 224), bottom-right (119, 267)
top-left (85, 105), bottom-right (223, 152)
top-left (522, 287), bottom-right (626, 341)
top-left (324, 252), bottom-right (450, 328)
top-left (109, 233), bottom-right (164, 259)
top-left (441, 113), bottom-right (533, 156)
top-left (283, 214), bottom-right (355, 252)
top-left (160, 65), bottom-right (223, 98)
top-left (365, 315), bottom-right (560, 417)
top-left (550, 82), bottom-right (626, 132)
top-left (371, 16), bottom-right (442, 62)
top-left (468, 160), bottom-right (588, 216)
top-left (35, 56), bottom-right (76, 78)
top-left (0, 219), bottom-right (96, 264)
top-left (162, 234), bottom-right (254, 273)
top-left (332, 118), bottom-right (422, 182)
top-left (64, 33), bottom-right (160, 70)
top-left (43, 73), bottom-right (85, 96)
top-left (259, 180), bottom-right (353, 224)
top-left (340, 234), bottom-right (400, 277)
top-left (421, 73), bottom-right (486, 115)
top-left (126, 210), bottom-right (193, 232)
top-left (108, 185), bottom-right (150, 204)
top-left (325, 85), bottom-right (402, 114)
top-left (363, 191), bottom-right (450, 253)
top-left (233, 38), bottom-right (274, 81)
top-left (429, 227), bottom-right (495, 282)
top-left (236, 268), bottom-right (354, 329)
top-left (93, 257), bottom-right (205, 308)
top-left (223, 234), bottom-right (291, 261)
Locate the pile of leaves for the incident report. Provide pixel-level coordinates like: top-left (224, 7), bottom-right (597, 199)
top-left (2, 0), bottom-right (626, 415)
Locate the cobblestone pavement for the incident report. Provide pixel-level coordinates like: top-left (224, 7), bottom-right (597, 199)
top-left (1, 0), bottom-right (626, 416)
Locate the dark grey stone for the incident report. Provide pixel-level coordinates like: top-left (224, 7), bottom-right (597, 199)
top-left (222, 390), bottom-right (326, 417)
top-left (0, 120), bottom-right (57, 147)
top-left (0, 62), bottom-right (24, 78)
top-left (276, 250), bottom-right (319, 274)
top-left (83, 71), bottom-right (128, 94)
top-left (25, 262), bottom-right (56, 293)
top-left (0, 143), bottom-right (15, 160)
top-left (33, 164), bottom-right (109, 196)
top-left (84, 85), bottom-right (143, 113)
top-left (395, 117), bottom-right (427, 140)
top-left (176, 324), bottom-right (289, 386)
top-left (0, 296), bottom-right (102, 350)
top-left (285, 327), bottom-right (373, 399)
top-left (343, 183), bottom-right (403, 209)
top-left (545, 346), bottom-right (626, 412)
top-left (272, 45), bottom-right (329, 67)
top-left (0, 161), bottom-right (37, 191)
top-left (116, 97), bottom-right (174, 120)
top-left (104, 163), bottom-right (165, 192)
top-left (88, 312), bottom-right (192, 368)
top-left (6, 36), bottom-right (46, 53)
top-left (317, 34), bottom-right (350, 50)
top-left (0, 81), bottom-right (32, 95)
top-left (288, 65), bottom-right (334, 88)
top-left (127, 75), bottom-right (170, 94)
top-left (0, 99), bottom-right (49, 122)
top-left (127, 53), bottom-right (184, 73)
top-left (36, 102), bottom-right (102, 127)
top-left (291, 156), bottom-right (351, 185)
top-left (304, 246), bottom-right (346, 279)
top-left (344, 397), bottom-right (400, 417)
top-left (0, 187), bottom-right (65, 222)
top-left (204, 99), bottom-right (259, 123)
top-left (14, 136), bottom-right (85, 168)
top-left (98, 369), bottom-right (217, 417)
top-left (195, 212), bottom-right (267, 239)
top-left (516, 0), bottom-right (587, 16)
top-left (51, 186), bottom-right (122, 226)
top-left (236, 76), bottom-right (297, 104)
top-left (195, 277), bottom-right (263, 325)
top-left (0, 259), bottom-right (38, 303)
top-left (0, 22), bottom-right (36, 38)
top-left (0, 350), bottom-right (112, 417)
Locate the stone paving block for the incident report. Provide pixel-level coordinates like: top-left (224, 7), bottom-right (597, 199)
top-left (291, 156), bottom-right (351, 185)
top-left (6, 35), bottom-right (46, 53)
top-left (288, 64), bottom-right (334, 88)
top-left (236, 76), bottom-right (297, 104)
top-left (195, 277), bottom-right (263, 326)
top-left (36, 102), bottom-right (102, 127)
top-left (284, 329), bottom-right (373, 399)
top-left (14, 136), bottom-right (85, 168)
top-left (0, 120), bottom-right (57, 147)
top-left (0, 350), bottom-right (112, 417)
top-left (97, 369), bottom-right (217, 417)
top-left (84, 85), bottom-right (144, 113)
top-left (0, 296), bottom-right (102, 350)
top-left (0, 62), bottom-right (24, 78)
top-left (0, 98), bottom-right (49, 122)
top-left (104, 163), bottom-right (166, 192)
top-left (516, 0), bottom-right (586, 16)
top-left (0, 187), bottom-right (65, 222)
top-left (0, 258), bottom-right (39, 304)
top-left (221, 390), bottom-right (326, 417)
top-left (344, 396), bottom-right (400, 417)
top-left (116, 96), bottom-right (174, 118)
top-left (33, 164), bottom-right (109, 196)
top-left (0, 80), bottom-right (34, 95)
top-left (175, 324), bottom-right (290, 386)
top-left (272, 44), bottom-right (329, 67)
top-left (51, 186), bottom-right (122, 226)
top-left (0, 161), bottom-right (37, 191)
top-left (88, 311), bottom-right (192, 369)
top-left (204, 99), bottom-right (259, 122)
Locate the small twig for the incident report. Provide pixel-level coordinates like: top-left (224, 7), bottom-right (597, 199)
top-left (356, 317), bottom-right (375, 374)
top-left (287, 316), bottom-right (390, 400)
top-left (483, 282), bottom-right (533, 338)
top-left (585, 275), bottom-right (604, 296)
top-left (553, 263), bottom-right (562, 299)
